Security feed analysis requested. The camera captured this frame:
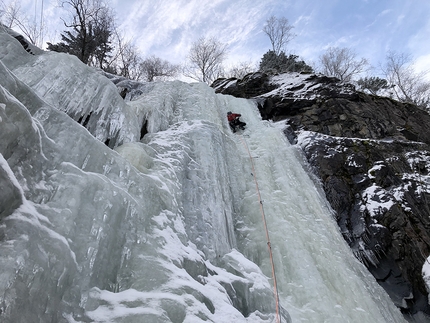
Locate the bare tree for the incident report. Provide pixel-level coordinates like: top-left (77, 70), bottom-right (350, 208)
top-left (227, 61), bottom-right (255, 79)
top-left (185, 37), bottom-right (227, 84)
top-left (114, 37), bottom-right (142, 80)
top-left (319, 47), bottom-right (368, 82)
top-left (140, 55), bottom-right (179, 82)
top-left (382, 51), bottom-right (430, 110)
top-left (263, 16), bottom-right (294, 55)
top-left (0, 0), bottom-right (46, 46)
top-left (0, 0), bottom-right (21, 28)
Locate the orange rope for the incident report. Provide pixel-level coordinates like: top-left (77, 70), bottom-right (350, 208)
top-left (239, 135), bottom-right (281, 323)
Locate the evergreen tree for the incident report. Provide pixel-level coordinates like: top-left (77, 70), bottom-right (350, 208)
top-left (357, 76), bottom-right (390, 95)
top-left (47, 0), bottom-right (114, 68)
top-left (259, 50), bottom-right (313, 74)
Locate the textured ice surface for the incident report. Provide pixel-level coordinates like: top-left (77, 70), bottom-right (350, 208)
top-left (0, 30), bottom-right (407, 322)
top-left (0, 32), bottom-right (139, 147)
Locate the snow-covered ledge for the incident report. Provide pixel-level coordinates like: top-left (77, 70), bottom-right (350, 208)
top-left (422, 259), bottom-right (430, 300)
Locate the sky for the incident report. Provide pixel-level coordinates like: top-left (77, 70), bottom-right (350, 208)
top-left (5, 0), bottom-right (430, 77)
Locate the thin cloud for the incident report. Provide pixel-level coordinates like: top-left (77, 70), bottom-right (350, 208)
top-left (8, 0), bottom-right (430, 77)
top-left (118, 0), bottom-right (273, 64)
top-left (364, 8), bottom-right (392, 29)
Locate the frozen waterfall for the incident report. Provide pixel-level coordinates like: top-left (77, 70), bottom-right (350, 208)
top-left (0, 30), bottom-right (407, 322)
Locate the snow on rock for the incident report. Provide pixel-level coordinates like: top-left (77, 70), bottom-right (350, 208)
top-left (297, 128), bottom-right (430, 318)
top-left (423, 259), bottom-right (430, 299)
top-left (213, 71), bottom-right (356, 104)
top-left (261, 72), bottom-right (321, 99)
top-left (360, 184), bottom-right (395, 217)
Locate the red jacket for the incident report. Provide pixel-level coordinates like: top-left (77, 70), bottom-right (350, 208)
top-left (227, 113), bottom-right (241, 122)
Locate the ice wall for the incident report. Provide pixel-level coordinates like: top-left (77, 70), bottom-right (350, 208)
top-left (0, 31), bottom-right (407, 322)
top-left (0, 31), bottom-right (139, 147)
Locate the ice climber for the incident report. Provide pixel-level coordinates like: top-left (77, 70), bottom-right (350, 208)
top-left (227, 111), bottom-right (246, 133)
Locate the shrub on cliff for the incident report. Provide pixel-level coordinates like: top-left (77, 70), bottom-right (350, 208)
top-left (259, 50), bottom-right (313, 74)
top-left (357, 76), bottom-right (391, 95)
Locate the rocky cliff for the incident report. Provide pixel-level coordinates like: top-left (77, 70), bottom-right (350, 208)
top-left (213, 72), bottom-right (430, 322)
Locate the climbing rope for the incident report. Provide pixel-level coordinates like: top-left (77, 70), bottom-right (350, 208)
top-left (239, 135), bottom-right (282, 323)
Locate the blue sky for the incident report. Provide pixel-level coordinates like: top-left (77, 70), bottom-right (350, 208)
top-left (11, 0), bottom-right (430, 77)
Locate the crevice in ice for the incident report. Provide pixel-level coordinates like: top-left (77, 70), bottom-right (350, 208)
top-left (140, 119), bottom-right (148, 140)
top-left (77, 111), bottom-right (92, 128)
top-left (0, 154), bottom-right (24, 219)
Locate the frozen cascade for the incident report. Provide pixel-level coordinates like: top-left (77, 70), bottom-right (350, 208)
top-left (0, 30), bottom-right (407, 322)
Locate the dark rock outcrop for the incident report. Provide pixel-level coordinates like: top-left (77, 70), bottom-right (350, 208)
top-left (213, 72), bottom-right (430, 321)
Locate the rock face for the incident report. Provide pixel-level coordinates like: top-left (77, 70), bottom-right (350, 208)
top-left (213, 73), bottom-right (430, 321)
